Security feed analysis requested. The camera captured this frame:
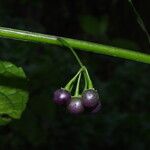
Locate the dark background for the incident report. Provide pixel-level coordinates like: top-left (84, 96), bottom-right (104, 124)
top-left (0, 0), bottom-right (150, 150)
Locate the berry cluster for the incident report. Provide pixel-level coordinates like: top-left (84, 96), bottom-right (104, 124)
top-left (53, 66), bottom-right (101, 115)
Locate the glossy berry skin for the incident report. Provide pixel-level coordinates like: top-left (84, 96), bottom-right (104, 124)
top-left (53, 89), bottom-right (71, 105)
top-left (91, 101), bottom-right (101, 113)
top-left (82, 89), bottom-right (99, 108)
top-left (67, 98), bottom-right (84, 114)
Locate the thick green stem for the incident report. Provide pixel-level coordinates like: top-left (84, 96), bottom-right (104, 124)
top-left (0, 27), bottom-right (150, 64)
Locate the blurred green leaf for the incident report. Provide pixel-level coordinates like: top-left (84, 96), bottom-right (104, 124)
top-left (0, 61), bottom-right (29, 125)
top-left (79, 15), bottom-right (109, 36)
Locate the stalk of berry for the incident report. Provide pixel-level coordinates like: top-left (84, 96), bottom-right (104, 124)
top-left (64, 67), bottom-right (83, 92)
top-left (81, 67), bottom-right (101, 113)
top-left (67, 73), bottom-right (85, 114)
top-left (53, 67), bottom-right (83, 105)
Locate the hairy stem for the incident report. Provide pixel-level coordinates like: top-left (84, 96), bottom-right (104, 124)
top-left (0, 27), bottom-right (150, 64)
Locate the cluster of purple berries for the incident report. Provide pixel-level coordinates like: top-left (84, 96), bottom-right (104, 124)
top-left (53, 88), bottom-right (101, 114)
top-left (53, 65), bottom-right (101, 115)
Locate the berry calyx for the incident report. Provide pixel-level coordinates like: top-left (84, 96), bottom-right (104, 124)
top-left (82, 89), bottom-right (99, 108)
top-left (67, 97), bottom-right (84, 114)
top-left (53, 89), bottom-right (71, 105)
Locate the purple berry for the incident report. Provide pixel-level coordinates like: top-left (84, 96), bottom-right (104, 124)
top-left (82, 89), bottom-right (99, 108)
top-left (53, 89), bottom-right (71, 105)
top-left (67, 98), bottom-right (84, 114)
top-left (91, 101), bottom-right (101, 113)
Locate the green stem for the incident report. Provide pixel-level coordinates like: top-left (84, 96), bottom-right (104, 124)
top-left (128, 0), bottom-right (150, 45)
top-left (64, 67), bottom-right (83, 91)
top-left (0, 27), bottom-right (150, 64)
top-left (83, 67), bottom-right (93, 89)
top-left (68, 46), bottom-right (83, 67)
top-left (57, 38), bottom-right (83, 67)
top-left (74, 73), bottom-right (81, 97)
top-left (83, 72), bottom-right (88, 91)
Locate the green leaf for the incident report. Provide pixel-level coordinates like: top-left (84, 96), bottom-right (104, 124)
top-left (0, 61), bottom-right (29, 125)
